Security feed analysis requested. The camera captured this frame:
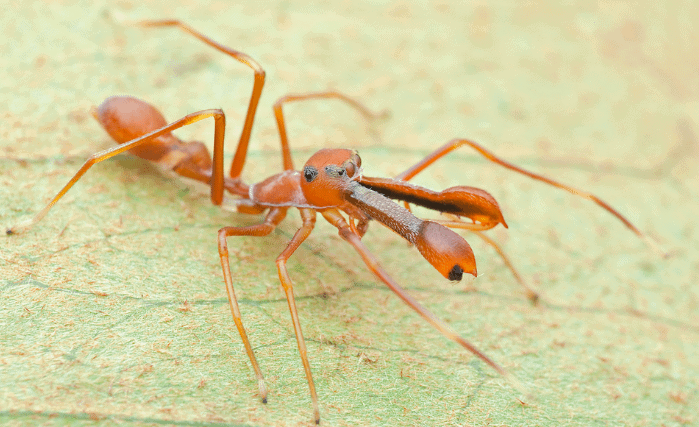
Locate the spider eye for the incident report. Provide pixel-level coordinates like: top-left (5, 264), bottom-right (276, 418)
top-left (343, 162), bottom-right (356, 177)
top-left (353, 154), bottom-right (361, 169)
top-left (304, 166), bottom-right (318, 182)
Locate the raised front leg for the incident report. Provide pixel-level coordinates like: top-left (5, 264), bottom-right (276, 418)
top-left (383, 137), bottom-right (664, 300)
top-left (396, 138), bottom-right (661, 254)
top-left (272, 91), bottom-right (388, 171)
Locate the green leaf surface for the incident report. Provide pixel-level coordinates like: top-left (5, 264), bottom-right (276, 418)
top-left (1, 2), bottom-right (697, 426)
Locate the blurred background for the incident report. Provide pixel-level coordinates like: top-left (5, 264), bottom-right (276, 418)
top-left (1, 1), bottom-right (697, 426)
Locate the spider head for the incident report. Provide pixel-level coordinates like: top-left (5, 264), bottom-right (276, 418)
top-left (300, 149), bottom-right (362, 208)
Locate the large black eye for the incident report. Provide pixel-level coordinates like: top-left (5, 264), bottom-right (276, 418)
top-left (304, 166), bottom-right (318, 182)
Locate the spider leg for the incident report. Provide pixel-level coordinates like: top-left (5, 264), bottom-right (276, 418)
top-left (274, 208), bottom-right (320, 424)
top-left (321, 209), bottom-right (526, 395)
top-left (217, 207), bottom-right (288, 404)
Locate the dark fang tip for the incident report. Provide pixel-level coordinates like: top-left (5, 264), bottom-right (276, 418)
top-left (448, 265), bottom-right (463, 281)
top-left (315, 418), bottom-right (320, 425)
top-left (6, 228), bottom-right (14, 235)
top-left (262, 397), bottom-right (268, 404)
